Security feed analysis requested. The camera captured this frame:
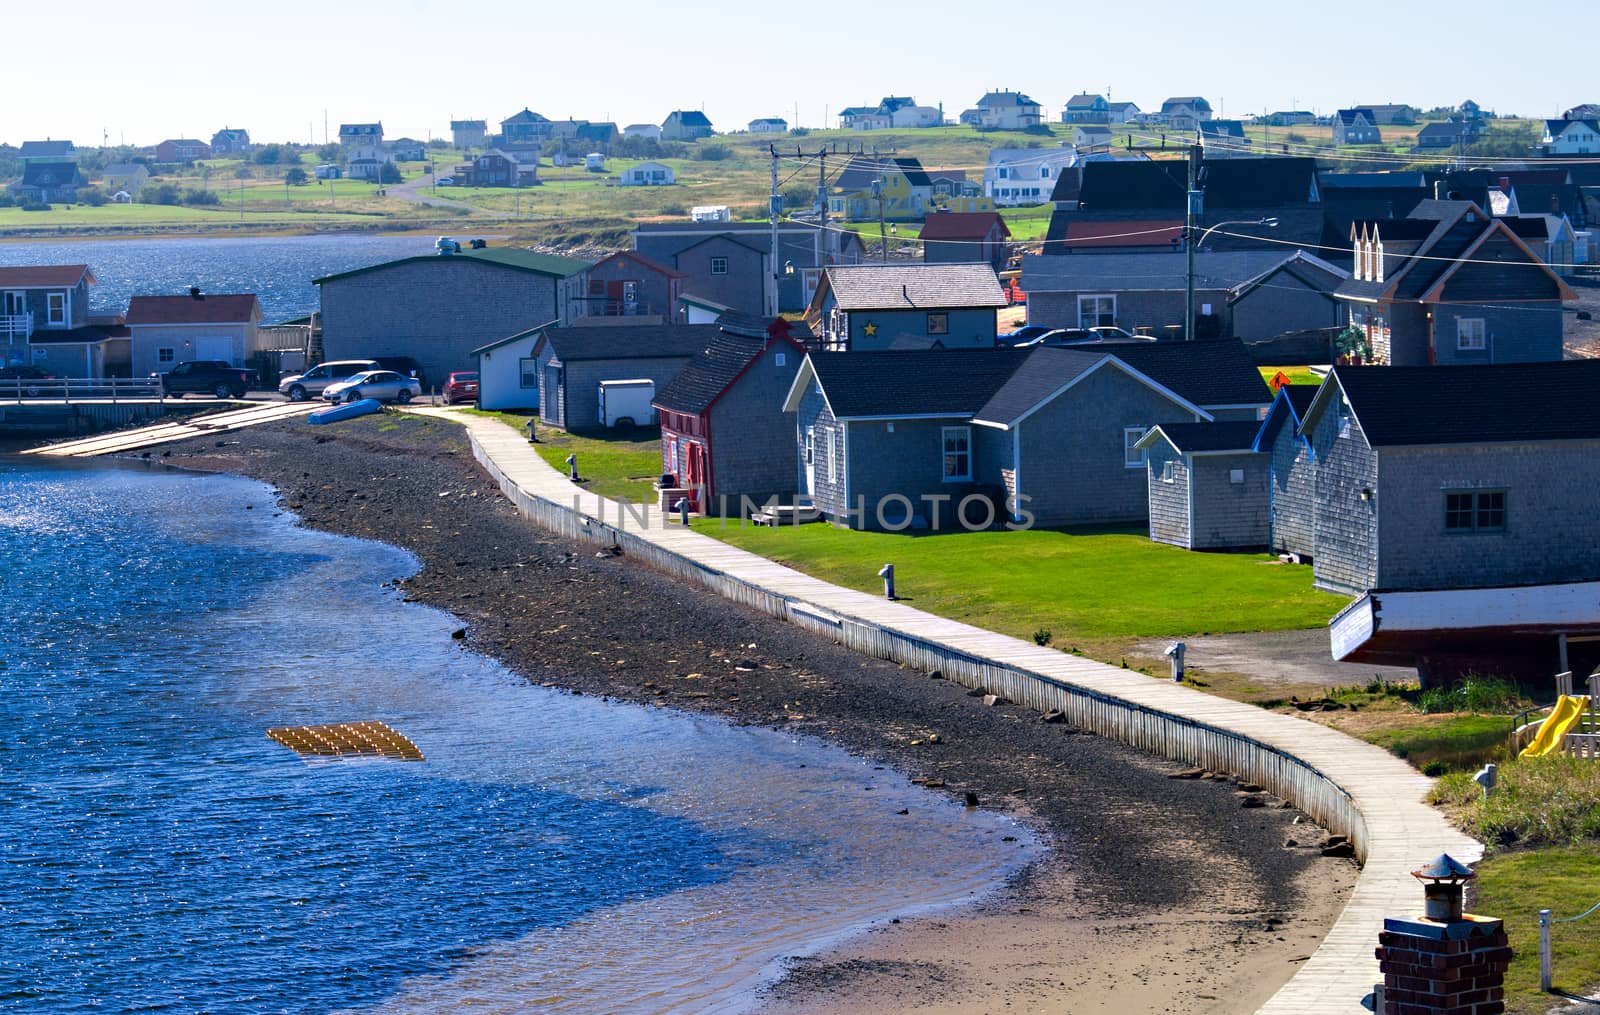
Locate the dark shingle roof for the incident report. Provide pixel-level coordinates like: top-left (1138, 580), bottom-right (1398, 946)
top-left (1253, 383), bottom-right (1321, 450)
top-left (1021, 251), bottom-right (1289, 294)
top-left (536, 324), bottom-right (722, 363)
top-left (1322, 362), bottom-right (1600, 446)
top-left (654, 328), bottom-right (798, 413)
top-left (823, 263), bottom-right (1006, 309)
top-left (1097, 339), bottom-right (1273, 407)
top-left (1148, 420), bottom-right (1265, 453)
top-left (19, 140), bottom-right (75, 158)
top-left (808, 349), bottom-right (1026, 418)
top-left (835, 155), bottom-right (931, 191)
top-left (973, 348), bottom-right (1106, 425)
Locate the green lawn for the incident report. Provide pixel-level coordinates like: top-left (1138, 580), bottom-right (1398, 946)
top-left (1259, 365), bottom-right (1326, 386)
top-left (687, 520), bottom-right (1346, 645)
top-left (1471, 843), bottom-right (1600, 1012)
top-left (462, 409), bottom-right (662, 502)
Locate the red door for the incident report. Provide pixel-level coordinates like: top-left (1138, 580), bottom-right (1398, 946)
top-left (684, 442), bottom-right (705, 510)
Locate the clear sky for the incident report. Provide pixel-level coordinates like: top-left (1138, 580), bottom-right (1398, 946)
top-left (13, 0), bottom-right (1597, 147)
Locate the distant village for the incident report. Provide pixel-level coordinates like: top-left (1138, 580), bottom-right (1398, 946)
top-left (6, 90), bottom-right (1600, 681)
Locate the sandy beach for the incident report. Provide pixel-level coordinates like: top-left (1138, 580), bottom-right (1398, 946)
top-left (140, 411), bottom-right (1356, 1013)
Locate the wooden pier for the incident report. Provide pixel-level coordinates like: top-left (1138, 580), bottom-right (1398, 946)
top-left (24, 400), bottom-right (316, 457)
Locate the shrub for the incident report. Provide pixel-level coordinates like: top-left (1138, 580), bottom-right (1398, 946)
top-left (143, 183), bottom-right (181, 205)
top-left (659, 203), bottom-right (687, 217)
top-left (1032, 628), bottom-right (1053, 647)
top-left (1286, 131), bottom-right (1308, 144)
top-left (254, 144), bottom-right (285, 165)
top-left (284, 167), bottom-right (308, 186)
top-left (183, 188), bottom-right (220, 206)
top-left (0, 194), bottom-right (13, 208)
top-left (378, 161), bottom-right (403, 184)
top-left (78, 187), bottom-right (108, 206)
top-left (790, 127), bottom-right (810, 137)
top-left (19, 198), bottom-right (50, 212)
top-left (694, 143), bottom-right (732, 162)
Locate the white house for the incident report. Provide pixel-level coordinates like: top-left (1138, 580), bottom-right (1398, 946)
top-left (623, 123), bottom-right (663, 141)
top-left (345, 144), bottom-right (392, 181)
top-left (620, 161), bottom-right (675, 186)
top-left (471, 326), bottom-right (542, 411)
top-left (983, 147), bottom-right (1078, 207)
top-left (1542, 119), bottom-right (1600, 156)
top-left (1073, 125), bottom-right (1114, 151)
top-left (748, 117), bottom-right (789, 133)
top-left (890, 105), bottom-right (943, 128)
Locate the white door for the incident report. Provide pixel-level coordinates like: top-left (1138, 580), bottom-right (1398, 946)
top-left (195, 336), bottom-right (234, 364)
top-left (803, 426), bottom-right (816, 496)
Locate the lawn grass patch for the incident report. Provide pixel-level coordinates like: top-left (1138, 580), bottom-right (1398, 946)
top-left (460, 409), bottom-right (662, 502)
top-left (1430, 755), bottom-right (1600, 847)
top-left (1258, 365), bottom-right (1324, 386)
top-left (687, 520), bottom-right (1345, 644)
top-left (1468, 842), bottom-right (1600, 1012)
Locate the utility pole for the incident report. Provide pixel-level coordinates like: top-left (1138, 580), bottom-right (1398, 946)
top-left (1184, 142), bottom-right (1202, 342)
top-left (768, 144), bottom-right (781, 319)
top-left (874, 177), bottom-right (888, 263)
top-left (816, 148), bottom-right (829, 277)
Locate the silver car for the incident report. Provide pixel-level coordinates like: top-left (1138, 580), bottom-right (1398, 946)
top-left (322, 370), bottom-right (423, 404)
top-left (279, 359), bottom-right (379, 401)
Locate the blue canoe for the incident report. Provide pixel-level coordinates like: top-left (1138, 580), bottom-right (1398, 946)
top-left (307, 398), bottom-right (383, 425)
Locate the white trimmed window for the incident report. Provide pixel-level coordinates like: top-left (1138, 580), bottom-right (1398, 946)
top-left (710, 257), bottom-right (729, 276)
top-left (804, 426), bottom-right (815, 465)
top-left (1457, 318), bottom-right (1487, 351)
top-left (519, 357), bottom-right (538, 388)
top-left (1123, 427), bottom-right (1147, 469)
top-left (1162, 460), bottom-right (1176, 483)
top-left (941, 426), bottom-right (972, 481)
top-left (1078, 294), bottom-right (1115, 328)
top-left (47, 292), bottom-right (66, 325)
top-left (157, 347), bottom-right (176, 364)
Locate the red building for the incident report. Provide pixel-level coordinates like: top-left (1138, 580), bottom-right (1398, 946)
top-left (155, 139), bottom-right (212, 163)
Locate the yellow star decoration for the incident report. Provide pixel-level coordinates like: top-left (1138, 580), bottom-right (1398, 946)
top-left (864, 321), bottom-right (878, 337)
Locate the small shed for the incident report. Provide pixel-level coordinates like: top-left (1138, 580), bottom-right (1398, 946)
top-left (1138, 421), bottom-right (1269, 551)
top-left (584, 152), bottom-right (605, 173)
top-left (472, 324), bottom-right (549, 411)
top-left (529, 323), bottom-right (720, 431)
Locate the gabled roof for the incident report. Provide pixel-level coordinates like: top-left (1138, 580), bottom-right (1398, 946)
top-left (1200, 120), bottom-right (1247, 139)
top-left (819, 263), bottom-right (1006, 310)
top-left (654, 322), bottom-right (804, 414)
top-left (1252, 383), bottom-right (1321, 451)
top-left (667, 110), bottom-right (713, 126)
top-left (19, 140), bottom-right (75, 158)
top-left (1336, 109), bottom-right (1373, 125)
top-left (126, 293), bottom-right (259, 325)
top-left (102, 162), bottom-right (147, 176)
top-left (1021, 250), bottom-right (1288, 294)
top-left (917, 212), bottom-right (1010, 242)
top-left (978, 90), bottom-right (1039, 108)
top-left (593, 248), bottom-right (686, 278)
top-left (834, 155), bottom-right (931, 191)
top-left (159, 139), bottom-right (208, 148)
top-left (1229, 251), bottom-right (1350, 302)
top-left (530, 323), bottom-right (722, 363)
top-left (450, 119), bottom-right (488, 129)
top-left (787, 349), bottom-right (1026, 419)
top-left (1161, 97), bottom-right (1212, 111)
top-left (1138, 420), bottom-right (1264, 454)
top-left (972, 347), bottom-right (1211, 429)
top-left (313, 245), bottom-right (590, 285)
top-left (1092, 339), bottom-right (1272, 408)
top-left (0, 264), bottom-right (94, 288)
top-left (1304, 362), bottom-right (1600, 447)
top-left (502, 108), bottom-right (548, 125)
top-left (1066, 93), bottom-right (1106, 108)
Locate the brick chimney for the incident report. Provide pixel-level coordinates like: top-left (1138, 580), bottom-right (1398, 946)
top-left (1375, 854), bottom-right (1509, 1014)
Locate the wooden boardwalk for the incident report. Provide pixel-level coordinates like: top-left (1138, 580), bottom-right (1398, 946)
top-left (415, 408), bottom-right (1482, 1015)
top-left (24, 401), bottom-right (316, 457)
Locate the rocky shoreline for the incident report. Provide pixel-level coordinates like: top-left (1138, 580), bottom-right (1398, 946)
top-left (142, 411), bottom-right (1356, 1013)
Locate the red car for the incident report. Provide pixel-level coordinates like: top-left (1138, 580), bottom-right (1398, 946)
top-left (443, 371), bottom-right (479, 405)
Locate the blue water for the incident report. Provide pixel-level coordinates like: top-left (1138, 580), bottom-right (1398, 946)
top-left (1, 460), bottom-right (1035, 1013)
top-left (0, 234), bottom-right (443, 322)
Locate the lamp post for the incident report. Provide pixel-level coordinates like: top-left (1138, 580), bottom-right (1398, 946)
top-left (1183, 214), bottom-right (1277, 340)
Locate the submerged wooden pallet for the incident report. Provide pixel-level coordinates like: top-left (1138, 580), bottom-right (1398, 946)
top-left (266, 720), bottom-right (425, 761)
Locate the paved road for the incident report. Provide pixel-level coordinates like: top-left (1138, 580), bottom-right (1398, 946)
top-left (385, 172), bottom-right (482, 214)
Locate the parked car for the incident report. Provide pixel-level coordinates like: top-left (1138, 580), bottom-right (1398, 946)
top-left (0, 365), bottom-right (53, 380)
top-left (153, 360), bottom-right (259, 398)
top-left (323, 370), bottom-right (422, 404)
top-left (437, 177), bottom-right (455, 186)
top-left (999, 325), bottom-right (1053, 347)
top-left (442, 371), bottom-right (479, 405)
top-left (373, 356), bottom-right (427, 391)
top-left (1026, 326), bottom-right (1152, 347)
top-left (278, 359), bottom-right (380, 401)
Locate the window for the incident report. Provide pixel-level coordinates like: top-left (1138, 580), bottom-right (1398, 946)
top-left (710, 257), bottom-right (729, 276)
top-left (1162, 460), bottom-right (1175, 483)
top-left (519, 357), bottom-right (538, 388)
top-left (1457, 318), bottom-right (1487, 351)
top-left (804, 426), bottom-right (815, 465)
top-left (1123, 427), bottom-right (1147, 469)
top-left (829, 430), bottom-right (840, 482)
top-left (157, 347), bottom-right (176, 364)
top-left (926, 312), bottom-right (949, 335)
top-left (1335, 395), bottom-right (1352, 437)
top-left (997, 166), bottom-right (1009, 179)
top-left (941, 426), bottom-right (971, 481)
top-left (775, 352), bottom-right (786, 367)
top-left (1445, 490), bottom-right (1505, 532)
top-left (1078, 294), bottom-right (1116, 328)
top-left (47, 292), bottom-right (65, 325)
top-left (1040, 166), bottom-right (1050, 178)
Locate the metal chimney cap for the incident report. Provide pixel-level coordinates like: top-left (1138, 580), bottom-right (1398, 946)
top-left (1411, 853), bottom-right (1475, 882)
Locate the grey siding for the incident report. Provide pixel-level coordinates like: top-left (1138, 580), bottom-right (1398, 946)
top-left (1231, 274), bottom-right (1339, 342)
top-left (535, 347), bottom-right (565, 427)
top-left (707, 343), bottom-right (801, 503)
top-left (1189, 453), bottom-right (1269, 549)
top-left (1145, 442), bottom-right (1191, 547)
top-left (1376, 441), bottom-right (1600, 590)
top-left (1269, 426), bottom-right (1315, 558)
top-left (848, 306), bottom-right (997, 351)
top-left (673, 237), bottom-right (766, 314)
top-left (130, 322), bottom-right (254, 378)
top-left (1015, 365), bottom-right (1202, 526)
top-left (1027, 288), bottom-right (1231, 336)
top-left (560, 356), bottom-right (692, 432)
top-left (796, 385), bottom-right (847, 519)
top-left (844, 417), bottom-right (981, 530)
top-left (320, 259), bottom-right (571, 391)
top-left (1309, 399), bottom-right (1379, 594)
top-left (1431, 301), bottom-right (1563, 365)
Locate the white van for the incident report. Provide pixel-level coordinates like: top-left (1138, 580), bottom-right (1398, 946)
top-left (279, 359), bottom-right (380, 401)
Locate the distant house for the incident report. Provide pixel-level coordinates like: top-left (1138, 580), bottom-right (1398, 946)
top-left (1354, 104), bottom-right (1416, 126)
top-left (748, 117), bottom-right (789, 133)
top-left (1062, 94), bottom-right (1110, 124)
top-left (1301, 362), bottom-right (1600, 596)
top-left (927, 169), bottom-right (977, 201)
top-left (972, 90), bottom-right (1043, 130)
top-left (633, 220), bottom-right (865, 314)
top-left (451, 119), bottom-right (488, 149)
top-left (1198, 120), bottom-right (1250, 157)
top-left (983, 147), bottom-right (1077, 207)
top-left (338, 122), bottom-right (383, 147)
top-left (500, 109), bottom-right (553, 145)
top-left (102, 163), bottom-right (149, 196)
top-left (619, 161), bottom-right (675, 186)
top-left (210, 128), bottom-right (251, 155)
top-left (839, 96), bottom-right (934, 131)
top-left (1020, 250), bottom-right (1291, 335)
top-left (1159, 97), bottom-right (1213, 131)
top-left (529, 324), bottom-right (719, 430)
top-left (1263, 111), bottom-right (1316, 127)
top-left (839, 105), bottom-right (885, 130)
top-left (10, 162), bottom-right (83, 203)
top-left (1542, 118), bottom-right (1600, 156)
top-left (388, 138), bottom-right (426, 162)
top-left (1138, 421), bottom-right (1270, 550)
top-left (581, 249), bottom-right (684, 322)
top-left (1072, 125), bottom-right (1113, 151)
top-left (574, 122), bottom-right (620, 151)
top-left (453, 149), bottom-right (539, 187)
top-left (919, 212), bottom-right (1011, 269)
top-left (344, 145), bottom-right (392, 181)
top-left (1107, 101), bottom-right (1140, 124)
top-left (828, 154), bottom-right (933, 222)
top-left (314, 244), bottom-right (590, 388)
top-left (661, 110), bottom-right (714, 141)
top-left (155, 139), bottom-right (211, 163)
top-left (1336, 200), bottom-right (1576, 366)
top-left (125, 291), bottom-right (262, 378)
top-left (654, 316), bottom-right (808, 508)
top-left (1333, 109), bottom-right (1382, 145)
top-left (804, 263), bottom-right (1007, 351)
top-left (1252, 383), bottom-right (1320, 560)
top-left (1414, 119), bottom-right (1482, 151)
top-left (1507, 214), bottom-right (1578, 276)
top-left (0, 264), bottom-right (96, 370)
top-left (623, 123), bottom-right (662, 141)
top-left (782, 341), bottom-right (1268, 529)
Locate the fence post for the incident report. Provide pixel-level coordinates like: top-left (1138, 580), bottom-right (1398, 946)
top-left (1540, 908), bottom-right (1552, 992)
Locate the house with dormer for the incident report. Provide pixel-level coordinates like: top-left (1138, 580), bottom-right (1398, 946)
top-left (1333, 109), bottom-right (1381, 145)
top-left (984, 147), bottom-right (1078, 207)
top-left (829, 155), bottom-right (934, 222)
top-left (1542, 118), bottom-right (1600, 156)
top-left (210, 128), bottom-right (251, 155)
top-left (338, 122), bottom-right (383, 147)
top-left (971, 90), bottom-right (1043, 129)
top-left (11, 141), bottom-right (82, 203)
top-left (1336, 200), bottom-right (1576, 366)
top-left (1159, 97), bottom-right (1213, 131)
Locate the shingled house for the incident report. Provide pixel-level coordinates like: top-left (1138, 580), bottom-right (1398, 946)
top-left (919, 212), bottom-right (1011, 269)
top-left (805, 263), bottom-right (1007, 351)
top-left (1138, 421), bottom-right (1270, 550)
top-left (1252, 383), bottom-right (1320, 559)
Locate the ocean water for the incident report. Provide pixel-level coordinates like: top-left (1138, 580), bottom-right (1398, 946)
top-left (0, 459), bottom-right (1037, 1013)
top-left (0, 234), bottom-right (442, 322)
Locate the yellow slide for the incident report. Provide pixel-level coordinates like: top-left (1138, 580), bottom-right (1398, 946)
top-left (1520, 696), bottom-right (1590, 757)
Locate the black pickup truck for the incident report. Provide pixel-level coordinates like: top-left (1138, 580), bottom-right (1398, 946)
top-left (153, 360), bottom-right (259, 398)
